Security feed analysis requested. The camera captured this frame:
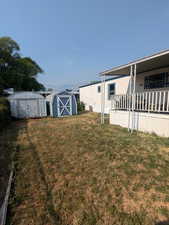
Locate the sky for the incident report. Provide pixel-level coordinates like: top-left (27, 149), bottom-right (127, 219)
top-left (1, 0), bottom-right (169, 90)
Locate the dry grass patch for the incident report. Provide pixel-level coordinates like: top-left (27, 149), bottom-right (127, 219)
top-left (4, 113), bottom-right (169, 225)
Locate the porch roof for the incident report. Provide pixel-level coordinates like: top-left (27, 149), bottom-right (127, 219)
top-left (100, 49), bottom-right (169, 76)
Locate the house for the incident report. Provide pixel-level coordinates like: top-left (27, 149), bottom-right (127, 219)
top-left (79, 75), bottom-right (129, 113)
top-left (100, 49), bottom-right (169, 137)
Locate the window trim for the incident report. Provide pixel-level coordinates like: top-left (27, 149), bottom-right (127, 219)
top-left (108, 83), bottom-right (116, 100)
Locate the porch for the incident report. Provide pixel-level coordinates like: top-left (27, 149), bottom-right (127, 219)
top-left (111, 90), bottom-right (169, 113)
top-left (100, 49), bottom-right (169, 137)
top-left (109, 90), bottom-right (169, 137)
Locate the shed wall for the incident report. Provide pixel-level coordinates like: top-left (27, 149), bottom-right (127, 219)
top-left (72, 95), bottom-right (77, 115)
top-left (51, 94), bottom-right (77, 117)
top-left (9, 96), bottom-right (46, 119)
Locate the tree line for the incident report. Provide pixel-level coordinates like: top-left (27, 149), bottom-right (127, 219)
top-left (0, 37), bottom-right (45, 94)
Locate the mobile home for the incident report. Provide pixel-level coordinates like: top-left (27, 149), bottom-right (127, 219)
top-left (100, 50), bottom-right (169, 137)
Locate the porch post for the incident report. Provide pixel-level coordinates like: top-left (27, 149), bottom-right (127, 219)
top-left (128, 65), bottom-right (133, 131)
top-left (131, 64), bottom-right (137, 133)
top-left (101, 75), bottom-right (106, 124)
top-left (133, 64), bottom-right (136, 101)
top-left (101, 76), bottom-right (103, 123)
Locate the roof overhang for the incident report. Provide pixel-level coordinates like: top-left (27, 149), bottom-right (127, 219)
top-left (100, 49), bottom-right (169, 76)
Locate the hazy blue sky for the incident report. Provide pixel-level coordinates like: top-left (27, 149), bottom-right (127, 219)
top-left (1, 0), bottom-right (169, 89)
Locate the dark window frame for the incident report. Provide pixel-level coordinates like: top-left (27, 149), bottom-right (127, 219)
top-left (144, 72), bottom-right (169, 89)
top-left (108, 83), bottom-right (116, 100)
top-left (97, 85), bottom-right (101, 93)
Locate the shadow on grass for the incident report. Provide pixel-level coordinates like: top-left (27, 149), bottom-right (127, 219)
top-left (6, 119), bottom-right (61, 225)
top-left (25, 127), bottom-right (61, 225)
top-left (156, 221), bottom-right (169, 225)
top-left (0, 120), bottom-right (22, 208)
top-left (0, 119), bottom-right (29, 225)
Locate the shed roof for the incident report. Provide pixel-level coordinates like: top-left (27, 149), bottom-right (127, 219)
top-left (46, 91), bottom-right (75, 102)
top-left (8, 91), bottom-right (44, 99)
top-left (100, 49), bottom-right (169, 76)
top-left (58, 91), bottom-right (73, 95)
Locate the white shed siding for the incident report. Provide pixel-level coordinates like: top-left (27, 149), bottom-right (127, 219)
top-left (80, 76), bottom-right (130, 113)
top-left (8, 92), bottom-right (47, 118)
top-left (38, 99), bottom-right (47, 117)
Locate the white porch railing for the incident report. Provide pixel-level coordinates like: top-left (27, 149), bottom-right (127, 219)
top-left (111, 90), bottom-right (169, 113)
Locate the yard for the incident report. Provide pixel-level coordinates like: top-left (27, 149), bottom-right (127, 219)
top-left (2, 113), bottom-right (169, 225)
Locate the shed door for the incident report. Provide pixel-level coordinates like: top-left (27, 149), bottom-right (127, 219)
top-left (57, 96), bottom-right (72, 117)
top-left (18, 99), bottom-right (39, 118)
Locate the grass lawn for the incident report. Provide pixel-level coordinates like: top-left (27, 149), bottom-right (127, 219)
top-left (3, 113), bottom-right (169, 225)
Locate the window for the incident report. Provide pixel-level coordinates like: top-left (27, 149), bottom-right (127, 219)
top-left (108, 83), bottom-right (115, 100)
top-left (144, 72), bottom-right (169, 89)
top-left (97, 86), bottom-right (101, 93)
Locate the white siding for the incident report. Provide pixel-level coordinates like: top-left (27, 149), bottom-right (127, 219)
top-left (80, 76), bottom-right (130, 113)
top-left (8, 92), bottom-right (47, 118)
top-left (110, 110), bottom-right (169, 137)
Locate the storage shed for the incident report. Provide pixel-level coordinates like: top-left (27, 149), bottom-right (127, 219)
top-left (8, 92), bottom-right (47, 118)
top-left (46, 91), bottom-right (77, 117)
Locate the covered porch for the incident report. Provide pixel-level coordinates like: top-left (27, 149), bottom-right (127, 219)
top-left (100, 50), bottom-right (169, 136)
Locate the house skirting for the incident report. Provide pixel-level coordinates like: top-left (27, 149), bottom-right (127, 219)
top-left (110, 110), bottom-right (169, 137)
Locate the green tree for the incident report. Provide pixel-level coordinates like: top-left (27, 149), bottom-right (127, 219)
top-left (0, 37), bottom-right (20, 55)
top-left (0, 36), bottom-right (45, 94)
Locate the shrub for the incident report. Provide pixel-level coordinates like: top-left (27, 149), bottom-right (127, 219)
top-left (77, 100), bottom-right (85, 113)
top-left (0, 97), bottom-right (11, 131)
